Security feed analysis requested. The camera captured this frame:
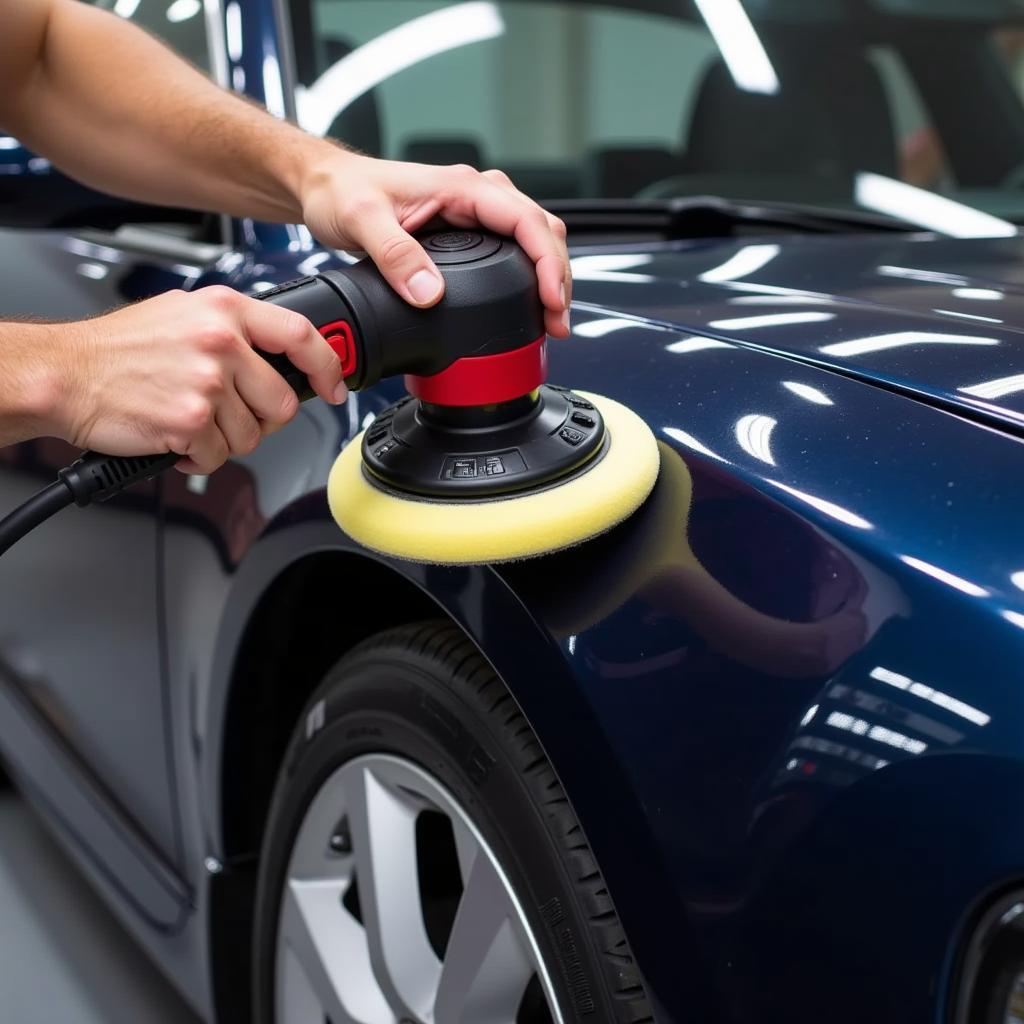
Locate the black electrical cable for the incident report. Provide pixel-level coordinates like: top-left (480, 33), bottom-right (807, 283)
top-left (0, 481), bottom-right (73, 557)
top-left (0, 450), bottom-right (179, 559)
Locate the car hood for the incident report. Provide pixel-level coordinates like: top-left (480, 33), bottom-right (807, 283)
top-left (569, 232), bottom-right (1024, 435)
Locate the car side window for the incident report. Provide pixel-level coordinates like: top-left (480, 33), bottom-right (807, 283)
top-left (291, 0), bottom-right (713, 199)
top-left (86, 0), bottom-right (212, 72)
top-left (869, 45), bottom-right (952, 191)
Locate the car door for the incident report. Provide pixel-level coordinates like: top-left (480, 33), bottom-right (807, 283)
top-left (0, 0), bottom-right (228, 903)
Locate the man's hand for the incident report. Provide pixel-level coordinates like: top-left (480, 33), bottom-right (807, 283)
top-left (0, 0), bottom-right (573, 460)
top-left (41, 287), bottom-right (344, 473)
top-left (300, 152), bottom-right (572, 339)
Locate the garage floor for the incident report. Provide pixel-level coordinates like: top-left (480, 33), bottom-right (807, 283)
top-left (0, 792), bottom-right (201, 1024)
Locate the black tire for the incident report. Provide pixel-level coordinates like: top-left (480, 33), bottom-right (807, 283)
top-left (253, 620), bottom-right (651, 1024)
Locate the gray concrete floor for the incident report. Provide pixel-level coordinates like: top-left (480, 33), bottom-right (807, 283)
top-left (0, 791), bottom-right (202, 1024)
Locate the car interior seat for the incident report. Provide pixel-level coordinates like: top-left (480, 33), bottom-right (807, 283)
top-left (320, 37), bottom-right (384, 158)
top-left (584, 145), bottom-right (683, 197)
top-left (287, 6), bottom-right (384, 158)
top-left (401, 137), bottom-right (485, 168)
top-left (684, 37), bottom-right (897, 184)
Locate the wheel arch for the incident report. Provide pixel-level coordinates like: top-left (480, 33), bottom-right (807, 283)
top-left (201, 522), bottom-right (646, 1024)
top-left (217, 550), bottom-right (440, 862)
top-left (207, 527), bottom-right (579, 867)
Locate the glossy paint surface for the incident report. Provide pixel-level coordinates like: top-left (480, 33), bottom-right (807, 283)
top-left (507, 295), bottom-right (1024, 1022)
top-left (569, 233), bottom-right (1024, 433)
top-left (180, 232), bottom-right (1024, 1024)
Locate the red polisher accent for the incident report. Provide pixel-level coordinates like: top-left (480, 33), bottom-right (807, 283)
top-left (318, 320), bottom-right (358, 378)
top-left (405, 335), bottom-right (547, 406)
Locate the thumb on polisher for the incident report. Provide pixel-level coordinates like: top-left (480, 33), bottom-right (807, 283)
top-left (352, 204), bottom-right (445, 308)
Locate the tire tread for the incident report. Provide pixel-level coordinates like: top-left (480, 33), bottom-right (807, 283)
top-left (343, 620), bottom-right (652, 1024)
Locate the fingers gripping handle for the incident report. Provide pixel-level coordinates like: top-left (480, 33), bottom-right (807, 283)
top-left (257, 275), bottom-right (364, 398)
top-left (257, 231), bottom-right (545, 400)
top-left (66, 275), bottom-right (363, 502)
top-left (68, 231), bottom-right (541, 499)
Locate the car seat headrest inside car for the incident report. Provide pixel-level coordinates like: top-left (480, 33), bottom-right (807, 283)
top-left (685, 39), bottom-right (897, 181)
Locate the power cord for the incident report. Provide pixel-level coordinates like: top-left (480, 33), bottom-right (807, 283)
top-left (0, 450), bottom-right (179, 557)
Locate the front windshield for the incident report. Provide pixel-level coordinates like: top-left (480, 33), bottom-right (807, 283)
top-left (288, 0), bottom-right (1024, 234)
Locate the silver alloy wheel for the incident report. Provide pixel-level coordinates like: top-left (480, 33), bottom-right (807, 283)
top-left (275, 753), bottom-right (564, 1024)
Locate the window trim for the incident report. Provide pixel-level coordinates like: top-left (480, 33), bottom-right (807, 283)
top-left (202, 0), bottom-right (231, 90)
top-left (273, 0), bottom-right (301, 121)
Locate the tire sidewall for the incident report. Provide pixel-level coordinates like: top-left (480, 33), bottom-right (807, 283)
top-left (253, 641), bottom-right (613, 1024)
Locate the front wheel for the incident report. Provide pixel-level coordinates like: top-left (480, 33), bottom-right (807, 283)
top-left (252, 621), bottom-right (650, 1024)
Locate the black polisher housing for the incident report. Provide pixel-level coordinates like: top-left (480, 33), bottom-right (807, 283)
top-left (259, 228), bottom-right (605, 499)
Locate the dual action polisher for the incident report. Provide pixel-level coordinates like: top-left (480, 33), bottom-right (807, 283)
top-left (0, 229), bottom-right (659, 563)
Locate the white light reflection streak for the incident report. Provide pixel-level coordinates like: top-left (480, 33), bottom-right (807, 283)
top-left (296, 3), bottom-right (504, 136)
top-left (573, 318), bottom-right (637, 338)
top-left (766, 480), bottom-right (872, 529)
top-left (827, 711), bottom-right (927, 754)
top-left (870, 666), bottom-right (990, 727)
top-left (262, 55), bottom-right (286, 118)
top-left (960, 374), bottom-right (1024, 400)
top-left (855, 173), bottom-right (1016, 238)
top-left (692, 0), bottom-right (779, 94)
top-left (934, 308), bottom-right (1002, 324)
top-left (899, 555), bottom-right (989, 597)
top-left (665, 337), bottom-right (732, 353)
top-left (1012, 571), bottom-right (1024, 592)
top-left (225, 1), bottom-right (243, 61)
top-left (782, 381), bottom-right (833, 405)
top-left (953, 287), bottom-right (1003, 300)
top-left (699, 244), bottom-right (779, 283)
top-left (114, 0), bottom-right (141, 16)
top-left (820, 332), bottom-right (999, 357)
top-left (735, 414), bottom-right (776, 465)
top-left (76, 262), bottom-right (108, 280)
top-left (297, 251), bottom-right (332, 276)
top-left (662, 427), bottom-right (729, 464)
top-left (709, 311), bottom-right (834, 330)
top-left (728, 294), bottom-right (834, 306)
top-left (878, 265), bottom-right (969, 286)
top-left (1003, 610), bottom-right (1024, 630)
top-left (570, 254), bottom-right (655, 283)
top-left (166, 0), bottom-right (201, 21)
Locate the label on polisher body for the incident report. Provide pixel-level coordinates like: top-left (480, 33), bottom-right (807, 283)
top-left (441, 449), bottom-right (527, 481)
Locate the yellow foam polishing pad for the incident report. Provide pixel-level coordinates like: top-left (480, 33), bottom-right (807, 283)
top-left (327, 392), bottom-right (660, 564)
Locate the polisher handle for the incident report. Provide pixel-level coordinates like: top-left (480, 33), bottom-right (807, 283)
top-left (257, 274), bottom-right (363, 400)
top-left (0, 232), bottom-right (547, 555)
top-left (253, 229), bottom-right (545, 405)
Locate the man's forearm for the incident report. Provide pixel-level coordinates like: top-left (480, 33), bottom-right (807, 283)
top-left (1, 0), bottom-right (336, 222)
top-left (1, 0), bottom-right (573, 342)
top-left (0, 321), bottom-right (65, 448)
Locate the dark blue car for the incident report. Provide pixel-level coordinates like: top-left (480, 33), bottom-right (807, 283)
top-left (4, 1), bottom-right (1024, 1021)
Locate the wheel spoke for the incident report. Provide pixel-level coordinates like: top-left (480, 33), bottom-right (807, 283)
top-left (344, 762), bottom-right (441, 1020)
top-left (433, 853), bottom-right (534, 1024)
top-left (279, 880), bottom-right (394, 1024)
top-left (451, 816), bottom-right (481, 885)
top-left (277, 755), bottom-right (561, 1024)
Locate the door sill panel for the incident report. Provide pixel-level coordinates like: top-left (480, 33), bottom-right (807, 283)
top-left (0, 668), bottom-right (189, 930)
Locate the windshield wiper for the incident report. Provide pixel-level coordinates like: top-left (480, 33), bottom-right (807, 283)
top-left (547, 196), bottom-right (916, 239)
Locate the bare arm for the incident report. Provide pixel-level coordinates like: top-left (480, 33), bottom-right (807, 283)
top-left (0, 321), bottom-right (63, 450)
top-left (1, 0), bottom-right (318, 223)
top-left (0, 289), bottom-right (345, 468)
top-left (0, 0), bottom-right (571, 326)
top-left (0, 0), bottom-right (570, 467)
